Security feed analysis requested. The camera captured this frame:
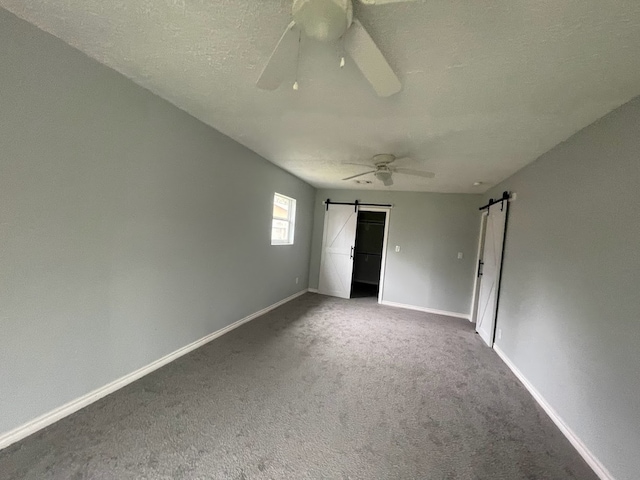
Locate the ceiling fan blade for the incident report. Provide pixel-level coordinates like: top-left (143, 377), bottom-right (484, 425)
top-left (393, 167), bottom-right (436, 178)
top-left (383, 176), bottom-right (394, 186)
top-left (342, 170), bottom-right (376, 181)
top-left (359, 0), bottom-right (418, 4)
top-left (343, 19), bottom-right (402, 97)
top-left (256, 21), bottom-right (299, 91)
top-left (343, 162), bottom-right (375, 167)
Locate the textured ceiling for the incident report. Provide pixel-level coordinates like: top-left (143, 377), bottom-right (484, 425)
top-left (2, 0), bottom-right (640, 193)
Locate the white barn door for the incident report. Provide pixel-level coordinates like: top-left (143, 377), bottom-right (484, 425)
top-left (318, 205), bottom-right (358, 299)
top-left (475, 201), bottom-right (508, 346)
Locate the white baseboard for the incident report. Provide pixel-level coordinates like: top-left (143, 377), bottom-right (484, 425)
top-left (307, 288), bottom-right (319, 293)
top-left (493, 345), bottom-right (614, 480)
top-left (380, 300), bottom-right (470, 320)
top-left (0, 289), bottom-right (310, 451)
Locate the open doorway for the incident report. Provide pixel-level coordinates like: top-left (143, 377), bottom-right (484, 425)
top-left (351, 211), bottom-right (386, 299)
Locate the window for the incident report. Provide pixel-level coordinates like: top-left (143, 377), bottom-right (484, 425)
top-left (271, 193), bottom-right (296, 245)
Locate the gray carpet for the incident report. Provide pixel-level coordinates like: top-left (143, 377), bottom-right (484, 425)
top-left (0, 293), bottom-right (597, 479)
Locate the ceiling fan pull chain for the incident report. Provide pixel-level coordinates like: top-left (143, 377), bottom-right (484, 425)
top-left (336, 36), bottom-right (347, 69)
top-left (293, 29), bottom-right (302, 91)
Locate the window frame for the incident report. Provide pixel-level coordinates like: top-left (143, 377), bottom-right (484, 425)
top-left (271, 192), bottom-right (296, 246)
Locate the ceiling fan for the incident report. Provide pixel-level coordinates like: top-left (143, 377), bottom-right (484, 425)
top-left (342, 154), bottom-right (435, 186)
top-left (257, 0), bottom-right (417, 97)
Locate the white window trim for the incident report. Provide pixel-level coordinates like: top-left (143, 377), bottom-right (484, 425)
top-left (271, 193), bottom-right (296, 245)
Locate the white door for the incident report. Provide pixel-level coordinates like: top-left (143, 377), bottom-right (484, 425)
top-left (318, 205), bottom-right (358, 299)
top-left (475, 201), bottom-right (508, 346)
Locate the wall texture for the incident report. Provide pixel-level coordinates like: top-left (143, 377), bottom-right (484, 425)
top-left (0, 9), bottom-right (314, 436)
top-left (309, 190), bottom-right (481, 316)
top-left (487, 96), bottom-right (640, 480)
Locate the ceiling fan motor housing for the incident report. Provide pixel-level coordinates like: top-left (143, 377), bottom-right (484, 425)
top-left (292, 0), bottom-right (353, 42)
top-left (373, 153), bottom-right (396, 165)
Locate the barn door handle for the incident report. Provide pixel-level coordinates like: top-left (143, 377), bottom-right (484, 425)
top-left (350, 246), bottom-right (354, 259)
top-left (478, 260), bottom-right (484, 277)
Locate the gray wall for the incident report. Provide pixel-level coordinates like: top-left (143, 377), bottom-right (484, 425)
top-left (309, 190), bottom-right (481, 315)
top-left (0, 9), bottom-right (315, 436)
top-left (487, 97), bottom-right (640, 480)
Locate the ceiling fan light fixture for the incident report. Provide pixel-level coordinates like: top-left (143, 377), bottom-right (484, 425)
top-left (375, 170), bottom-right (392, 183)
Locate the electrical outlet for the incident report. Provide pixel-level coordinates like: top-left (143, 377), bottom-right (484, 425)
top-left (395, 245), bottom-right (401, 253)
top-left (295, 277), bottom-right (299, 284)
top-left (457, 252), bottom-right (464, 259)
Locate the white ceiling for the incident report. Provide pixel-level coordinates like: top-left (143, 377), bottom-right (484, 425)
top-left (2, 0), bottom-right (640, 193)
